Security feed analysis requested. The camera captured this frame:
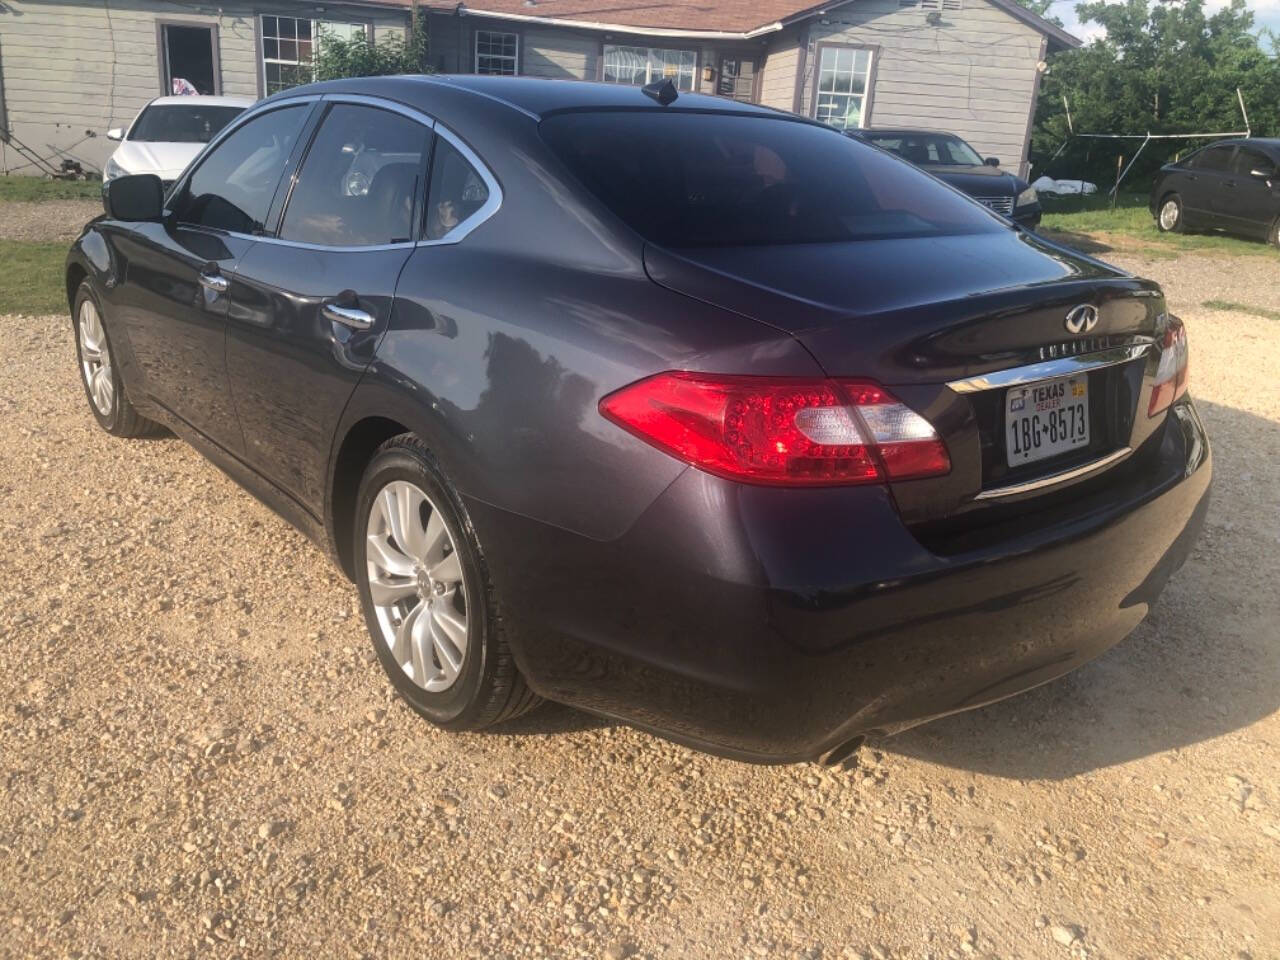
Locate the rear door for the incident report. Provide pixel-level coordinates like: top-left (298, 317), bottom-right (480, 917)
top-left (112, 101), bottom-right (313, 455)
top-left (225, 99), bottom-right (432, 511)
top-left (1220, 144), bottom-right (1280, 238)
top-left (1183, 144), bottom-right (1236, 225)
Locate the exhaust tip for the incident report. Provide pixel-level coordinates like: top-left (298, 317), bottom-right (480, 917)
top-left (818, 735), bottom-right (865, 768)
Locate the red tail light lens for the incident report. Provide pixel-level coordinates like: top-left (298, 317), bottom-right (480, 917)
top-left (1148, 319), bottom-right (1190, 417)
top-left (599, 373), bottom-right (950, 486)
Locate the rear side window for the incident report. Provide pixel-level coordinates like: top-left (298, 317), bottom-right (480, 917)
top-left (176, 104), bottom-right (308, 234)
top-left (540, 112), bottom-right (1003, 247)
top-left (280, 103), bottom-right (429, 246)
top-left (424, 136), bottom-right (491, 241)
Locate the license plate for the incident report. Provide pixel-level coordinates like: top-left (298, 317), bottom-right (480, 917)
top-left (1005, 375), bottom-right (1090, 467)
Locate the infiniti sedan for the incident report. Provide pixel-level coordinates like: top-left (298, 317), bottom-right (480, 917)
top-left (851, 127), bottom-right (1042, 230)
top-left (67, 76), bottom-right (1210, 764)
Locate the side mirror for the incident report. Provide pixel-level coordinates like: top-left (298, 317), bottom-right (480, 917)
top-left (106, 128), bottom-right (125, 142)
top-left (984, 157), bottom-right (1001, 167)
top-left (103, 174), bottom-right (165, 222)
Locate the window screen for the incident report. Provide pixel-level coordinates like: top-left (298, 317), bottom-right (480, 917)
top-left (280, 104), bottom-right (428, 246)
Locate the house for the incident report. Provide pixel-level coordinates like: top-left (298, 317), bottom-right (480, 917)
top-left (0, 0), bottom-right (1078, 176)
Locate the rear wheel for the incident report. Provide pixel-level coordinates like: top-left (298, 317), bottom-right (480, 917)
top-left (72, 280), bottom-right (161, 438)
top-left (354, 435), bottom-right (540, 729)
top-left (1268, 216), bottom-right (1280, 248)
top-left (1156, 194), bottom-right (1185, 233)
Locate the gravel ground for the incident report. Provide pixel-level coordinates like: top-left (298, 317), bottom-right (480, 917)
top-left (1, 249), bottom-right (1277, 960)
top-left (0, 200), bottom-right (102, 242)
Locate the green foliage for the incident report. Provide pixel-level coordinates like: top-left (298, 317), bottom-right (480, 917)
top-left (0, 175), bottom-right (101, 201)
top-left (1033, 0), bottom-right (1280, 184)
top-left (313, 9), bottom-right (430, 81)
top-left (0, 240), bottom-right (71, 315)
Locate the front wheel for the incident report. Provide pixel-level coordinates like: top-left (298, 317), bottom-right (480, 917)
top-left (72, 280), bottom-right (161, 438)
top-left (354, 435), bottom-right (541, 730)
top-left (1156, 194), bottom-right (1185, 234)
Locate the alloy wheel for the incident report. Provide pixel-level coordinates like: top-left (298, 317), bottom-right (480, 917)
top-left (78, 299), bottom-right (114, 416)
top-left (1159, 200), bottom-right (1180, 231)
top-left (365, 480), bottom-right (469, 693)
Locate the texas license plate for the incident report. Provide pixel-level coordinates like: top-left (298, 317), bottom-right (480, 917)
top-left (1005, 375), bottom-right (1090, 467)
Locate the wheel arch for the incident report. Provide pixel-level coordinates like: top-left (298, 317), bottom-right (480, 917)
top-left (328, 415), bottom-right (417, 581)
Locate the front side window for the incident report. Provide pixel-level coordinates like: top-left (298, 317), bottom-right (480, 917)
top-left (1232, 147), bottom-right (1273, 176)
top-left (602, 45), bottom-right (697, 92)
top-left (175, 104), bottom-right (308, 234)
top-left (475, 30), bottom-right (518, 75)
top-left (814, 46), bottom-right (874, 130)
top-left (261, 16), bottom-right (368, 94)
top-left (280, 104), bottom-right (429, 247)
top-left (541, 111), bottom-right (1005, 248)
top-left (128, 105), bottom-right (245, 143)
top-left (424, 137), bottom-right (491, 241)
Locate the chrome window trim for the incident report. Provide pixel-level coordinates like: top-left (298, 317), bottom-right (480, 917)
top-left (974, 447), bottom-right (1134, 501)
top-left (946, 342), bottom-right (1153, 395)
top-left (418, 121), bottom-right (504, 247)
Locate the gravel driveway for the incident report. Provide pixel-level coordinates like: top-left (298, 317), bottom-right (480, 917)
top-left (2, 250), bottom-right (1277, 959)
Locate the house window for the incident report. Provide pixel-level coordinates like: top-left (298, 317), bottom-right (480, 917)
top-left (602, 45), bottom-right (697, 91)
top-left (813, 46), bottom-right (874, 130)
top-left (261, 15), bottom-right (368, 94)
top-left (475, 30), bottom-right (518, 75)
top-left (717, 59), bottom-right (756, 102)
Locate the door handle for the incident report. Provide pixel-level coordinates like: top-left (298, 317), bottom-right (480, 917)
top-left (321, 301), bottom-right (375, 331)
top-left (199, 270), bottom-right (229, 294)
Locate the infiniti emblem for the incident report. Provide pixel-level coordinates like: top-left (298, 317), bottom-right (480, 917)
top-left (1065, 304), bottom-right (1099, 335)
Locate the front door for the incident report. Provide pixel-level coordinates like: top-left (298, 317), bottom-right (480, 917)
top-left (117, 101), bottom-right (313, 454)
top-left (1220, 144), bottom-right (1280, 238)
top-left (161, 24), bottom-right (219, 95)
top-left (226, 100), bottom-right (431, 511)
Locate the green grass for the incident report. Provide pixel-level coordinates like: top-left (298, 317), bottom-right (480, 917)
top-left (0, 240), bottom-right (69, 315)
top-left (0, 174), bottom-right (101, 202)
top-left (1038, 191), bottom-right (1276, 258)
top-left (1202, 299), bottom-right (1280, 322)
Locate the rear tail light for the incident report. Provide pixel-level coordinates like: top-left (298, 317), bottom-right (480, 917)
top-left (1148, 319), bottom-right (1190, 417)
top-left (599, 373), bottom-right (950, 486)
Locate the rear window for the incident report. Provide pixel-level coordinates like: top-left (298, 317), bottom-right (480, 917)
top-left (540, 111), bottom-right (1004, 248)
top-left (129, 105), bottom-right (246, 143)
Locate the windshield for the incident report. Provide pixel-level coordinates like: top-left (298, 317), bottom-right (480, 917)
top-left (540, 112), bottom-right (1002, 248)
top-left (863, 132), bottom-right (986, 167)
top-left (129, 105), bottom-right (246, 144)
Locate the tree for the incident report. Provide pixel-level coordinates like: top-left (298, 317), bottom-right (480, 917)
top-left (1031, 0), bottom-right (1280, 183)
top-left (313, 6), bottom-right (430, 81)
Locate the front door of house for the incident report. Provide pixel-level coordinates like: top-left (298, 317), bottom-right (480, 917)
top-left (161, 24), bottom-right (219, 95)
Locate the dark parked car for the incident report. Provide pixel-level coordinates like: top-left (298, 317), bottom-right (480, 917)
top-left (67, 76), bottom-right (1209, 764)
top-left (852, 128), bottom-right (1042, 230)
top-left (1150, 138), bottom-right (1280, 245)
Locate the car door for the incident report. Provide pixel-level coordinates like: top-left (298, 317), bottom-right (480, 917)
top-left (1182, 144), bottom-right (1236, 227)
top-left (225, 99), bottom-right (432, 511)
top-left (111, 101), bottom-right (314, 455)
top-left (1220, 144), bottom-right (1280, 238)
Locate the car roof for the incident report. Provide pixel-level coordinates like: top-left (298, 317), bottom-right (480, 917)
top-left (269, 74), bottom-right (800, 123)
top-left (147, 95), bottom-right (257, 108)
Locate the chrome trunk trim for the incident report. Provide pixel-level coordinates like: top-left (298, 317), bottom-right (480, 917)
top-left (946, 342), bottom-right (1153, 394)
top-left (975, 447), bottom-right (1134, 501)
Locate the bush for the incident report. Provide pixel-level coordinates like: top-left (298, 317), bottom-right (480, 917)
top-left (313, 7), bottom-right (430, 81)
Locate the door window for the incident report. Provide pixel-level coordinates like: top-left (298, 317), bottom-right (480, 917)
top-left (175, 104), bottom-right (309, 234)
top-left (424, 136), bottom-right (492, 241)
top-left (279, 104), bottom-right (430, 246)
top-left (1231, 147), bottom-right (1274, 176)
top-left (1192, 145), bottom-right (1234, 172)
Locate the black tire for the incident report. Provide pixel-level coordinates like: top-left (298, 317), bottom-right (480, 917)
top-left (1269, 216), bottom-right (1280, 248)
top-left (1156, 193), bottom-right (1185, 234)
top-left (353, 434), bottom-right (541, 730)
top-left (72, 279), bottom-right (162, 438)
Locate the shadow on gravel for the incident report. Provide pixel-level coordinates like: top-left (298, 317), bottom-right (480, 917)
top-left (883, 399), bottom-right (1280, 780)
top-left (487, 701), bottom-right (612, 738)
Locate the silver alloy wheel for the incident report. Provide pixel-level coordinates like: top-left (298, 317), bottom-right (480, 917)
top-left (1159, 199), bottom-right (1180, 230)
top-left (78, 299), bottom-right (114, 416)
top-left (365, 480), bottom-right (469, 693)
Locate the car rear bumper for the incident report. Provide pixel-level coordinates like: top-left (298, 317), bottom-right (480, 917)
top-left (470, 401), bottom-right (1211, 764)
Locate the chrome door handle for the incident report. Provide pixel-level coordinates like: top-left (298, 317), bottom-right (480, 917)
top-left (321, 302), bottom-right (375, 331)
top-left (199, 272), bottom-right (229, 294)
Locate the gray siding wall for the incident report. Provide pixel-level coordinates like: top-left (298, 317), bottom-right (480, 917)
top-left (0, 0), bottom-right (406, 173)
top-left (800, 0), bottom-right (1044, 173)
top-left (758, 30), bottom-right (802, 112)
